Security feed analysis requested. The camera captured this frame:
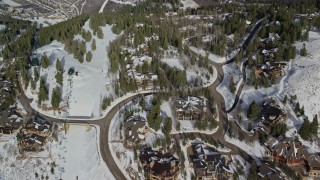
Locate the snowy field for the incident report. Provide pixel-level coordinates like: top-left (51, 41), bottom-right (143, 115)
top-left (24, 21), bottom-right (118, 118)
top-left (225, 135), bottom-right (266, 159)
top-left (59, 125), bottom-right (114, 180)
top-left (0, 125), bottom-right (113, 180)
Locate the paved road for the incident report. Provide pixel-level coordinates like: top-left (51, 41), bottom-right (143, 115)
top-left (16, 17), bottom-right (265, 180)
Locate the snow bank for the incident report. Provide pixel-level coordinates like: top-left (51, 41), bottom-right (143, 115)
top-left (217, 62), bottom-right (242, 110)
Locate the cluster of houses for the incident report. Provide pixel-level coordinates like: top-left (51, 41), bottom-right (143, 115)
top-left (262, 137), bottom-right (320, 179)
top-left (139, 146), bottom-right (180, 180)
top-left (187, 140), bottom-right (234, 179)
top-left (0, 60), bottom-right (14, 108)
top-left (255, 62), bottom-right (287, 79)
top-left (18, 116), bottom-right (51, 152)
top-left (172, 96), bottom-right (207, 121)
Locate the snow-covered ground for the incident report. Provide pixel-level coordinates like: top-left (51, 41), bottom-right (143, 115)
top-left (225, 135), bottom-right (266, 159)
top-left (282, 31), bottom-right (320, 120)
top-left (189, 46), bottom-right (227, 64)
top-left (99, 0), bottom-right (109, 13)
top-left (161, 58), bottom-right (184, 70)
top-left (217, 62), bottom-right (242, 110)
top-left (0, 0), bottom-right (20, 7)
top-left (160, 101), bottom-right (177, 131)
top-left (25, 17), bottom-right (65, 27)
top-left (59, 125), bottom-right (114, 180)
top-left (0, 125), bottom-right (113, 180)
top-left (24, 21), bottom-right (118, 118)
top-left (0, 24), bottom-right (6, 30)
top-left (180, 0), bottom-right (199, 9)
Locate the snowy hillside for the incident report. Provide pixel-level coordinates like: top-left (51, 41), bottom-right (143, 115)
top-left (232, 31), bottom-right (320, 147)
top-left (25, 20), bottom-right (118, 118)
top-left (282, 31), bottom-right (320, 120)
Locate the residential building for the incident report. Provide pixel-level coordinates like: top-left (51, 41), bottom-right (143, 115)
top-left (139, 146), bottom-right (180, 180)
top-left (257, 163), bottom-right (285, 180)
top-left (188, 140), bottom-right (233, 179)
top-left (123, 115), bottom-right (148, 148)
top-left (173, 96), bottom-right (206, 120)
top-left (18, 116), bottom-right (51, 152)
top-left (307, 155), bottom-right (320, 178)
top-left (264, 138), bottom-right (309, 166)
top-left (261, 102), bottom-right (286, 124)
top-left (0, 110), bottom-right (23, 134)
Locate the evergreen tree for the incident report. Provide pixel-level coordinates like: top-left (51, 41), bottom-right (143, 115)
top-left (300, 43), bottom-right (307, 56)
top-left (33, 67), bottom-right (39, 82)
top-left (38, 77), bottom-right (49, 105)
top-left (299, 119), bottom-right (310, 140)
top-left (41, 54), bottom-right (51, 69)
top-left (55, 72), bottom-right (63, 85)
top-left (91, 39), bottom-right (96, 50)
top-left (247, 101), bottom-right (260, 121)
top-left (86, 51), bottom-right (93, 62)
top-left (56, 59), bottom-right (62, 72)
top-left (310, 115), bottom-right (318, 135)
top-left (229, 76), bottom-right (236, 93)
top-left (97, 27), bottom-right (104, 39)
top-left (51, 86), bottom-right (62, 108)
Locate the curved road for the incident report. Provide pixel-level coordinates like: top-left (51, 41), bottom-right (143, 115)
top-left (16, 17), bottom-right (265, 180)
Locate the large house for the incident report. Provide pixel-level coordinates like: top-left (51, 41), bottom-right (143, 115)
top-left (261, 102), bottom-right (286, 124)
top-left (188, 140), bottom-right (233, 179)
top-left (264, 137), bottom-right (320, 179)
top-left (123, 115), bottom-right (148, 148)
top-left (257, 163), bottom-right (285, 180)
top-left (173, 96), bottom-right (206, 121)
top-left (264, 138), bottom-right (309, 166)
top-left (306, 155), bottom-right (320, 178)
top-left (139, 146), bottom-right (180, 180)
top-left (18, 116), bottom-right (51, 152)
top-left (255, 62), bottom-right (286, 79)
